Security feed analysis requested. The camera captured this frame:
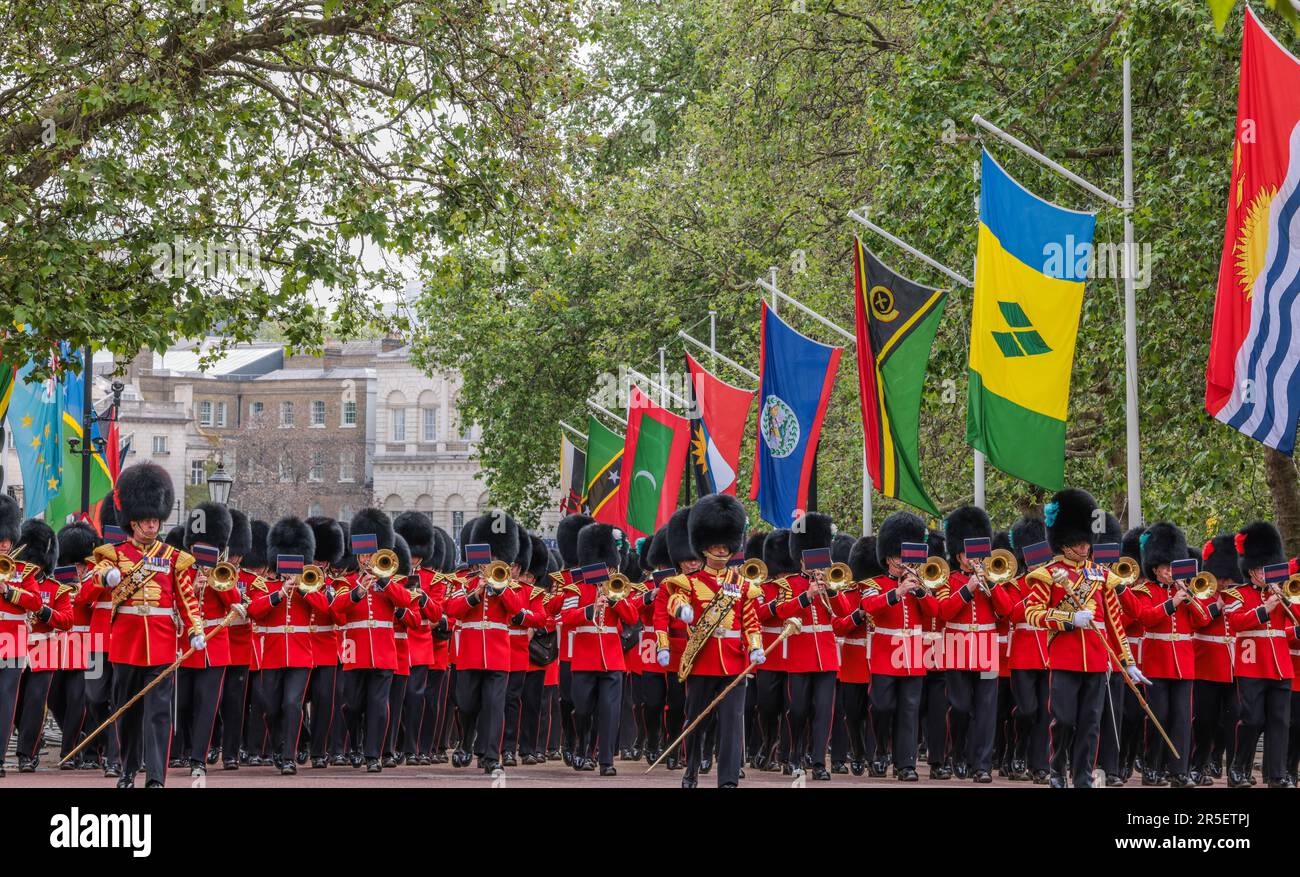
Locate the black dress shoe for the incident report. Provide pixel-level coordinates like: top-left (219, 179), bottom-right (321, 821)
top-left (929, 764), bottom-right (953, 780)
top-left (104, 763), bottom-right (122, 778)
top-left (60, 758), bottom-right (78, 771)
top-left (751, 753), bottom-right (767, 770)
top-left (1032, 770), bottom-right (1049, 785)
top-left (223, 759), bottom-right (239, 771)
top-left (1142, 769), bottom-right (1169, 787)
top-left (145, 779), bottom-right (164, 788)
top-left (850, 761), bottom-right (866, 776)
top-left (1208, 762), bottom-right (1224, 779)
top-left (1169, 774), bottom-right (1197, 789)
top-left (666, 754), bottom-right (680, 771)
top-left (897, 767), bottom-right (919, 782)
top-left (868, 759), bottom-right (888, 778)
top-left (503, 752), bottom-right (517, 767)
top-left (168, 757), bottom-right (185, 769)
top-left (432, 751), bottom-right (449, 764)
top-left (600, 765), bottom-right (617, 776)
top-left (189, 762), bottom-right (206, 777)
top-left (1105, 773), bottom-right (1125, 787)
top-left (207, 749), bottom-right (220, 765)
top-left (811, 764), bottom-right (831, 781)
top-left (720, 782), bottom-right (737, 788)
top-left (366, 759), bottom-right (382, 773)
top-left (311, 757), bottom-right (328, 769)
top-left (296, 750), bottom-right (309, 765)
top-left (382, 755), bottom-right (398, 769)
top-left (1269, 775), bottom-right (1296, 789)
top-left (830, 762), bottom-right (848, 775)
top-left (281, 762), bottom-right (297, 776)
top-left (562, 750), bottom-right (574, 767)
top-left (681, 774), bottom-right (698, 789)
top-left (17, 756), bottom-right (35, 773)
top-left (1048, 774), bottom-right (1067, 788)
top-left (581, 757), bottom-right (595, 771)
top-left (700, 757), bottom-right (712, 774)
top-left (330, 754), bottom-right (347, 767)
top-left (973, 770), bottom-right (993, 784)
top-left (115, 775), bottom-right (134, 789)
top-left (483, 761), bottom-right (503, 774)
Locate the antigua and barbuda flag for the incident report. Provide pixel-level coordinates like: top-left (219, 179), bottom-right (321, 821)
top-left (685, 352), bottom-right (755, 497)
top-left (1207, 8), bottom-right (1300, 453)
top-left (749, 302), bottom-right (842, 527)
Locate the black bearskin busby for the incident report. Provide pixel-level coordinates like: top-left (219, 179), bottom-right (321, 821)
top-left (744, 530), bottom-right (769, 562)
top-left (943, 505), bottom-right (992, 567)
top-left (459, 517), bottom-right (476, 565)
top-left (17, 519), bottom-right (57, 573)
top-left (528, 534), bottom-right (551, 582)
top-left (1044, 488), bottom-right (1098, 553)
top-left (267, 516), bottom-right (315, 574)
top-left (246, 520), bottom-right (270, 571)
top-left (831, 533), bottom-right (856, 565)
top-left (848, 536), bottom-right (882, 582)
top-left (1100, 512), bottom-right (1124, 548)
top-left (637, 535), bottom-right (655, 573)
top-left (228, 509), bottom-right (253, 559)
top-left (97, 491), bottom-right (117, 533)
top-left (349, 507), bottom-right (395, 552)
top-left (337, 521), bottom-right (358, 574)
top-left (164, 525), bottom-right (186, 550)
top-left (57, 521), bottom-right (101, 567)
top-left (763, 529), bottom-right (799, 577)
top-left (790, 511), bottom-right (835, 560)
top-left (1139, 521), bottom-right (1187, 582)
top-left (185, 501), bottom-right (233, 551)
top-left (434, 527), bottom-right (455, 573)
top-left (0, 494), bottom-right (20, 547)
top-left (306, 516), bottom-right (346, 568)
top-left (665, 507), bottom-right (694, 567)
top-left (876, 511), bottom-right (927, 568)
top-left (1237, 521), bottom-right (1286, 580)
top-left (1009, 516), bottom-right (1047, 567)
top-left (393, 511), bottom-right (436, 564)
top-left (115, 462), bottom-right (174, 524)
top-left (1202, 534), bottom-right (1241, 584)
top-left (928, 529), bottom-right (946, 562)
top-left (393, 534), bottom-right (413, 578)
top-left (468, 512), bottom-right (521, 563)
top-left (513, 522), bottom-right (534, 571)
top-left (688, 494), bottom-right (747, 558)
top-left (577, 522), bottom-right (621, 570)
top-left (647, 528), bottom-right (670, 570)
top-left (557, 514), bottom-right (594, 568)
top-left (1122, 526), bottom-right (1145, 564)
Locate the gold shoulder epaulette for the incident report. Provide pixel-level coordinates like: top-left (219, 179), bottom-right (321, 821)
top-left (563, 582), bottom-right (581, 594)
top-left (745, 582), bottom-right (763, 601)
top-left (173, 550), bottom-right (195, 574)
top-left (1222, 587), bottom-right (1243, 603)
top-left (1026, 567), bottom-right (1053, 587)
top-left (249, 575), bottom-right (269, 594)
top-left (1130, 582), bottom-right (1152, 597)
top-left (530, 585), bottom-right (546, 600)
top-left (92, 544), bottom-right (119, 564)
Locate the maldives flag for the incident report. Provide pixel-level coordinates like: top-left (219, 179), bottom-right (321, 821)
top-left (685, 352), bottom-right (755, 496)
top-left (618, 384), bottom-right (691, 540)
top-left (1206, 8), bottom-right (1300, 453)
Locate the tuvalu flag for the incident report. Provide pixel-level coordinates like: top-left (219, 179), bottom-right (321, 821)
top-left (1206, 8), bottom-right (1300, 454)
top-left (584, 415), bottom-right (624, 526)
top-left (854, 238), bottom-right (948, 516)
top-left (685, 352), bottom-right (754, 496)
top-left (967, 149), bottom-right (1096, 490)
top-left (619, 384), bottom-right (690, 540)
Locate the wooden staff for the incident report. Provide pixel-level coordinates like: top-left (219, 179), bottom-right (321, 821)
top-left (59, 608), bottom-right (242, 766)
top-left (646, 618), bottom-right (801, 774)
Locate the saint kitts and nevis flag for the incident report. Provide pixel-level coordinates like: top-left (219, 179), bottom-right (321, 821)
top-left (1206, 8), bottom-right (1300, 454)
top-left (750, 303), bottom-right (842, 527)
top-left (853, 238), bottom-right (949, 516)
top-left (618, 384), bottom-right (691, 540)
top-left (967, 149), bottom-right (1096, 491)
top-left (583, 414), bottom-right (624, 526)
top-left (685, 352), bottom-right (755, 496)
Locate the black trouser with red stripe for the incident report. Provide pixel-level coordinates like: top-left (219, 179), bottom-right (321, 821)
top-left (1145, 677), bottom-right (1193, 777)
top-left (786, 670), bottom-right (836, 770)
top-left (112, 663), bottom-right (174, 785)
top-left (259, 667), bottom-right (310, 763)
top-left (218, 665), bottom-right (248, 762)
top-left (1010, 669), bottom-right (1050, 773)
top-left (173, 665), bottom-right (225, 765)
top-left (871, 674), bottom-right (922, 770)
top-left (384, 672), bottom-right (408, 758)
top-left (15, 668), bottom-right (54, 760)
top-left (1234, 676), bottom-right (1291, 782)
top-left (518, 669), bottom-right (547, 757)
top-left (343, 667), bottom-right (393, 760)
top-left (683, 674), bottom-right (745, 786)
top-left (307, 664), bottom-right (336, 758)
top-left (945, 669), bottom-right (998, 773)
top-left (756, 669), bottom-right (787, 764)
top-left (400, 665), bottom-right (428, 754)
top-left (421, 668), bottom-right (450, 754)
top-left (1048, 669), bottom-right (1106, 787)
top-left (501, 669), bottom-right (527, 757)
top-left (1192, 679), bottom-right (1237, 773)
top-left (571, 669), bottom-right (623, 768)
top-left (831, 681), bottom-right (872, 766)
top-left (51, 669), bottom-right (87, 761)
top-left (456, 668), bottom-right (507, 763)
top-left (83, 654), bottom-right (119, 765)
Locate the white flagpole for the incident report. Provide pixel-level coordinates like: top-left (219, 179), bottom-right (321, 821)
top-left (586, 398), bottom-right (626, 427)
top-left (559, 421), bottom-right (586, 442)
top-left (1121, 54), bottom-right (1143, 528)
top-left (626, 367), bottom-right (690, 408)
top-left (678, 331), bottom-right (759, 383)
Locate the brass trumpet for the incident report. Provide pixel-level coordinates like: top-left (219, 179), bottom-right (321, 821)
top-left (825, 562), bottom-right (856, 593)
top-left (298, 564), bottom-right (326, 594)
top-left (368, 549), bottom-right (399, 580)
top-left (482, 559), bottom-right (512, 594)
top-left (1188, 570), bottom-right (1218, 600)
top-left (603, 572), bottom-right (631, 602)
top-left (984, 548), bottom-right (1019, 584)
top-left (739, 558), bottom-right (768, 586)
top-left (209, 561), bottom-right (240, 592)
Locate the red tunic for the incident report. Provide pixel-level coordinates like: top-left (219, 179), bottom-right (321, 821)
top-left (1193, 586), bottom-right (1240, 683)
top-left (1227, 585), bottom-right (1296, 680)
top-left (445, 575), bottom-right (527, 672)
top-left (1022, 558), bottom-right (1133, 674)
top-left (991, 577), bottom-right (1047, 671)
top-left (25, 575), bottom-right (74, 672)
top-left (72, 571), bottom-right (112, 658)
top-left (939, 570), bottom-right (1000, 674)
top-left (770, 573), bottom-right (843, 674)
top-left (96, 541), bottom-right (203, 667)
top-left (754, 577), bottom-right (794, 671)
top-left (516, 585), bottom-right (551, 673)
top-left (331, 572), bottom-right (414, 671)
top-left (559, 581), bottom-right (640, 673)
top-left (248, 577), bottom-right (332, 669)
top-left (0, 563), bottom-right (45, 662)
top-left (660, 567), bottom-right (763, 678)
top-left (831, 585), bottom-right (870, 684)
top-left (405, 568), bottom-right (445, 668)
top-left (1129, 582), bottom-right (1214, 680)
top-left (858, 575), bottom-right (939, 677)
top-left (61, 573), bottom-right (94, 671)
top-left (179, 567), bottom-right (241, 669)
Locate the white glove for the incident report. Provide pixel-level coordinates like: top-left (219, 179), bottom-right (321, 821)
top-left (105, 566), bottom-right (121, 587)
top-left (656, 649), bottom-right (671, 668)
top-left (1126, 664), bottom-right (1151, 686)
top-left (677, 605), bottom-right (695, 624)
top-left (1071, 609), bottom-right (1094, 629)
top-left (190, 634), bottom-right (206, 651)
top-left (748, 648), bottom-right (766, 665)
top-left (232, 603), bottom-right (248, 619)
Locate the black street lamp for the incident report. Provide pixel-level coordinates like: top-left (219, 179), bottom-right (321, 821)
top-left (66, 345), bottom-right (125, 518)
top-left (207, 457), bottom-right (233, 506)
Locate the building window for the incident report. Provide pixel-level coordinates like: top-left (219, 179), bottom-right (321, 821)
top-left (280, 401), bottom-right (294, 428)
top-left (342, 400), bottom-right (357, 426)
top-left (152, 436), bottom-right (168, 455)
top-left (190, 460), bottom-right (206, 485)
top-left (198, 400), bottom-right (213, 426)
top-left (451, 510), bottom-right (465, 544)
top-left (309, 451), bottom-right (324, 482)
top-left (339, 451), bottom-right (355, 483)
top-left (311, 400), bottom-right (326, 427)
top-left (278, 455), bottom-right (293, 483)
top-left (215, 401), bottom-right (227, 428)
top-left (422, 407), bottom-right (439, 442)
top-left (392, 408), bottom-right (406, 442)
top-left (309, 503), bottom-right (324, 518)
top-left (250, 401), bottom-right (264, 418)
top-left (340, 504), bottom-right (354, 523)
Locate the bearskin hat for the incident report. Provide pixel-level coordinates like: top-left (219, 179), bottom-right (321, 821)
top-left (468, 512), bottom-right (521, 563)
top-left (434, 527), bottom-right (456, 573)
top-left (548, 548), bottom-right (563, 573)
top-left (57, 521), bottom-right (101, 567)
top-left (557, 514), bottom-right (594, 568)
top-left (577, 522), bottom-right (621, 570)
top-left (665, 506), bottom-right (694, 567)
top-left (689, 495), bottom-right (747, 558)
top-left (96, 491), bottom-right (117, 533)
top-left (16, 519), bottom-right (57, 573)
top-left (459, 517), bottom-right (477, 565)
top-left (992, 529), bottom-right (1012, 561)
top-left (245, 520), bottom-right (270, 571)
top-left (790, 511), bottom-right (834, 560)
top-left (1100, 512), bottom-right (1124, 548)
top-left (115, 462), bottom-right (174, 524)
top-left (184, 501), bottom-right (233, 552)
top-left (1237, 521), bottom-right (1286, 580)
top-left (763, 529), bottom-right (799, 577)
top-left (228, 509), bottom-right (253, 559)
top-left (164, 525), bottom-right (186, 550)
top-left (349, 507), bottom-right (394, 553)
top-left (393, 534), bottom-right (413, 578)
top-left (306, 516), bottom-right (346, 567)
top-left (1121, 526), bottom-right (1145, 564)
top-left (393, 511), bottom-right (436, 564)
top-left (1045, 488), bottom-right (1098, 552)
top-left (849, 536), bottom-right (882, 582)
top-left (267, 516), bottom-right (315, 574)
top-left (1009, 516), bottom-right (1047, 567)
top-left (928, 529), bottom-right (946, 561)
top-left (620, 543), bottom-right (644, 582)
top-left (647, 528), bottom-right (671, 570)
top-left (1202, 534), bottom-right (1241, 584)
top-left (744, 530), bottom-right (769, 562)
top-left (0, 494), bottom-right (20, 547)
top-left (1139, 521), bottom-right (1187, 582)
top-left (337, 521), bottom-right (358, 574)
top-left (876, 511), bottom-right (927, 568)
top-left (831, 533), bottom-right (856, 565)
top-left (528, 534), bottom-right (551, 582)
top-left (943, 505), bottom-right (992, 567)
top-left (637, 535), bottom-right (655, 573)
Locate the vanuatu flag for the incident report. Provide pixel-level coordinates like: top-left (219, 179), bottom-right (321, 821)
top-left (46, 359), bottom-right (115, 526)
top-left (584, 415), bottom-right (624, 526)
top-left (685, 352), bottom-right (754, 496)
top-left (619, 384), bottom-right (691, 540)
top-left (968, 149), bottom-right (1095, 490)
top-left (854, 239), bottom-right (948, 516)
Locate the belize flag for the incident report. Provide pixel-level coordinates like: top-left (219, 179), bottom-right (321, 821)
top-left (1206, 8), bottom-right (1300, 453)
top-left (749, 302), bottom-right (842, 527)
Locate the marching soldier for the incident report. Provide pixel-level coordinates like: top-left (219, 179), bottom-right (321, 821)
top-left (231, 518), bottom-right (269, 768)
top-left (424, 526), bottom-right (457, 763)
top-left (13, 520), bottom-right (69, 772)
top-left (657, 495), bottom-right (762, 788)
top-left (549, 513), bottom-right (591, 766)
top-left (831, 536), bottom-right (877, 776)
top-left (1023, 488), bottom-right (1142, 789)
top-left (52, 522), bottom-right (101, 768)
top-left (754, 528), bottom-right (796, 772)
top-left (1192, 534), bottom-right (1240, 785)
top-left (632, 533), bottom-right (665, 766)
top-left (392, 512), bottom-right (446, 765)
top-left (516, 533), bottom-right (556, 765)
top-left (650, 507), bottom-right (694, 770)
top-left (500, 530), bottom-right (537, 767)
top-left (74, 494), bottom-right (121, 776)
top-left (91, 462), bottom-right (206, 787)
top-left (383, 535), bottom-right (418, 767)
top-left (0, 494), bottom-right (34, 778)
top-left (304, 516), bottom-right (346, 769)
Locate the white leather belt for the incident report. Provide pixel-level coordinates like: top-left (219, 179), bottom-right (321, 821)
top-left (1291, 649), bottom-right (1300, 658)
top-left (116, 606), bottom-right (174, 617)
top-left (1144, 632), bottom-right (1187, 642)
top-left (203, 618), bottom-right (230, 629)
top-left (1014, 623), bottom-right (1039, 632)
top-left (509, 629), bottom-right (527, 636)
top-left (70, 625), bottom-right (91, 633)
top-left (712, 629), bottom-right (740, 639)
top-left (342, 620), bottom-right (394, 630)
top-left (842, 637), bottom-right (867, 647)
top-left (997, 636), bottom-right (1008, 645)
top-left (873, 627), bottom-right (918, 637)
top-left (797, 624), bottom-right (833, 634)
top-left (460, 621), bottom-right (509, 632)
top-left (93, 601), bottom-right (112, 610)
top-left (28, 632), bottom-right (54, 641)
top-left (259, 625), bottom-right (313, 634)
top-left (1237, 629), bottom-right (1284, 639)
top-left (311, 624), bottom-right (335, 633)
top-left (1193, 634), bottom-right (1232, 644)
top-left (395, 633), bottom-right (407, 640)
top-left (760, 626), bottom-right (785, 636)
top-left (946, 622), bottom-right (997, 632)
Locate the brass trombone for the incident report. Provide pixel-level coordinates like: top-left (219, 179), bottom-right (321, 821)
top-left (0, 546), bottom-right (26, 583)
top-left (984, 548), bottom-right (1019, 584)
top-left (1188, 570), bottom-right (1218, 600)
top-left (602, 572), bottom-right (631, 602)
top-left (298, 564), bottom-right (326, 594)
top-left (209, 560), bottom-right (240, 592)
top-left (481, 559), bottom-right (512, 594)
top-left (912, 556), bottom-right (950, 592)
top-left (367, 549), bottom-right (399, 580)
top-left (739, 558), bottom-right (768, 586)
top-left (1109, 556), bottom-right (1140, 588)
top-left (825, 562), bottom-right (857, 593)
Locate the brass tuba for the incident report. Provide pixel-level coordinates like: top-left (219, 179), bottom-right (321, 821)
top-left (298, 564), bottom-right (326, 594)
top-left (985, 549), bottom-right (1019, 584)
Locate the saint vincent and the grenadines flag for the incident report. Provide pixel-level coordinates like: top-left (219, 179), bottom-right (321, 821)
top-left (619, 384), bottom-right (691, 540)
top-left (854, 238), bottom-right (948, 516)
top-left (583, 414), bottom-right (624, 526)
top-left (968, 149), bottom-right (1096, 491)
top-left (685, 352), bottom-right (755, 496)
top-left (1206, 8), bottom-right (1300, 454)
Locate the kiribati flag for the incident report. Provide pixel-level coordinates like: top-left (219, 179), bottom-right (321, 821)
top-left (1207, 8), bottom-right (1300, 454)
top-left (749, 303), bottom-right (842, 527)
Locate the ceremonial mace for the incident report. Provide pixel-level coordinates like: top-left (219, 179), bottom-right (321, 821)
top-left (645, 618), bottom-right (801, 774)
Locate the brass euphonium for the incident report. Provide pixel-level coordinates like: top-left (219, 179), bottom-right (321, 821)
top-left (825, 562), bottom-right (856, 592)
top-left (985, 548), bottom-right (1019, 584)
top-left (739, 558), bottom-right (768, 586)
top-left (1188, 570), bottom-right (1218, 600)
top-left (603, 572), bottom-right (631, 602)
top-left (368, 549), bottom-right (399, 580)
top-left (209, 560), bottom-right (240, 592)
top-left (298, 564), bottom-right (326, 594)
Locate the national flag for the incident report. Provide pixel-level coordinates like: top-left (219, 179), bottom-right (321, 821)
top-left (580, 563), bottom-right (610, 584)
top-left (583, 415), bottom-right (624, 527)
top-left (1022, 541), bottom-right (1054, 569)
top-left (464, 543), bottom-right (493, 565)
top-left (7, 354), bottom-right (64, 517)
top-left (900, 542), bottom-right (929, 563)
top-left (0, 362), bottom-right (14, 484)
top-left (801, 547), bottom-right (832, 570)
top-left (1092, 543), bottom-right (1121, 564)
top-left (749, 303), bottom-right (843, 527)
top-left (1206, 9), bottom-right (1300, 453)
top-left (1170, 558), bottom-right (1199, 581)
top-left (964, 537), bottom-right (991, 559)
top-left (351, 533), bottom-right (379, 555)
top-left (276, 554), bottom-right (304, 577)
top-left (47, 356), bottom-right (115, 526)
top-left (685, 352), bottom-right (755, 496)
top-left (559, 433), bottom-right (587, 514)
top-left (618, 384), bottom-right (691, 541)
top-left (191, 543), bottom-right (221, 568)
top-left (968, 149), bottom-right (1096, 490)
top-left (853, 239), bottom-right (949, 516)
